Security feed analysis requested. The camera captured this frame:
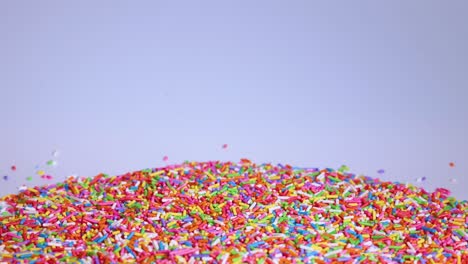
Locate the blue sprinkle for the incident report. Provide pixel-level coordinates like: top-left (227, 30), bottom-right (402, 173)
top-left (125, 246), bottom-right (136, 258)
top-left (127, 232), bottom-right (135, 240)
top-left (422, 226), bottom-right (436, 234)
top-left (94, 234), bottom-right (108, 243)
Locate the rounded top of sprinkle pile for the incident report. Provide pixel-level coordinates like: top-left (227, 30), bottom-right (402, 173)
top-left (0, 160), bottom-right (467, 263)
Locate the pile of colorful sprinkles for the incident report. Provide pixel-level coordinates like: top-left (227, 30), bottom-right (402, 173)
top-left (1, 160), bottom-right (467, 263)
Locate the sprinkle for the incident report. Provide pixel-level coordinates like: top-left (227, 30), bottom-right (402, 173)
top-left (163, 156), bottom-right (169, 162)
top-left (222, 144), bottom-right (228, 149)
top-left (449, 162), bottom-right (455, 167)
top-left (3, 175), bottom-right (7, 180)
top-left (26, 176), bottom-right (32, 181)
top-left (377, 169), bottom-right (385, 174)
top-left (416, 176), bottom-right (427, 182)
top-left (46, 160), bottom-right (57, 166)
top-left (11, 165), bottom-right (16, 171)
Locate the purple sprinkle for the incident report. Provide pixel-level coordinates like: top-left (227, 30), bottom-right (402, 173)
top-left (377, 169), bottom-right (385, 174)
top-left (3, 175), bottom-right (7, 180)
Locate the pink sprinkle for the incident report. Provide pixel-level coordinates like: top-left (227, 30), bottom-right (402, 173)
top-left (222, 144), bottom-right (228, 149)
top-left (170, 248), bottom-right (198, 256)
top-left (163, 156), bottom-right (169, 162)
top-left (84, 217), bottom-right (99, 224)
top-left (11, 165), bottom-right (16, 171)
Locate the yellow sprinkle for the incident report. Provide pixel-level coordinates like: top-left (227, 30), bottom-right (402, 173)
top-left (150, 171), bottom-right (164, 177)
top-left (37, 170), bottom-right (45, 176)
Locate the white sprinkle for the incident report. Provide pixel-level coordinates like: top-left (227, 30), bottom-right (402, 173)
top-left (269, 206), bottom-right (281, 213)
top-left (300, 245), bottom-right (315, 251)
top-left (297, 191), bottom-right (313, 198)
top-left (211, 238), bottom-right (220, 247)
top-left (221, 253), bottom-right (229, 264)
top-left (325, 249), bottom-right (342, 257)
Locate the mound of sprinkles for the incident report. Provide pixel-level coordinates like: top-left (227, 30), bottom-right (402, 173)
top-left (1, 160), bottom-right (467, 263)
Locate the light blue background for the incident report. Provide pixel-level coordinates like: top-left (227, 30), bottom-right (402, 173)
top-left (1, 1), bottom-right (467, 200)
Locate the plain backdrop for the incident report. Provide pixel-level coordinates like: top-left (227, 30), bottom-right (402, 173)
top-left (1, 1), bottom-right (467, 200)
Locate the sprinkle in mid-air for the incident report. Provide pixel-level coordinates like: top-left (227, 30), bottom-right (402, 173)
top-left (222, 144), bottom-right (228, 149)
top-left (46, 160), bottom-right (57, 166)
top-left (163, 156), bottom-right (169, 162)
top-left (377, 169), bottom-right (385, 174)
top-left (416, 176), bottom-right (427, 182)
top-left (11, 165), bottom-right (16, 171)
top-left (2, 175), bottom-right (7, 181)
top-left (449, 162), bottom-right (455, 167)
top-left (41, 175), bottom-right (52, 180)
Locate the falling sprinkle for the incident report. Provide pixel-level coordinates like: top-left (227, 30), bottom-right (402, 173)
top-left (11, 165), bottom-right (16, 171)
top-left (377, 169), bottom-right (385, 174)
top-left (163, 156), bottom-right (169, 162)
top-left (222, 144), bottom-right (228, 149)
top-left (36, 170), bottom-right (45, 176)
top-left (26, 176), bottom-right (32, 181)
top-left (450, 178), bottom-right (457, 183)
top-left (416, 176), bottom-right (427, 182)
top-left (46, 160), bottom-right (57, 166)
top-left (3, 175), bottom-right (7, 180)
top-left (41, 175), bottom-right (52, 179)
top-left (52, 150), bottom-right (59, 157)
top-left (449, 162), bottom-right (455, 167)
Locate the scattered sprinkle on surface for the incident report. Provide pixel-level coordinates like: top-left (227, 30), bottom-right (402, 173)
top-left (0, 160), bottom-right (467, 263)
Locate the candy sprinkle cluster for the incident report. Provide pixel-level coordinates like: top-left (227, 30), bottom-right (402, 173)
top-left (1, 160), bottom-right (467, 263)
